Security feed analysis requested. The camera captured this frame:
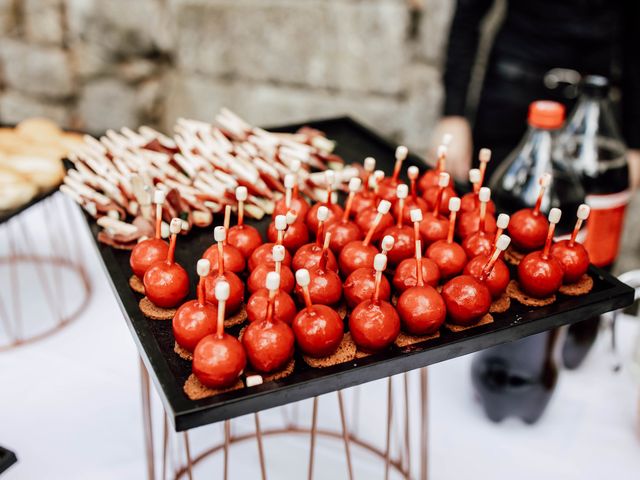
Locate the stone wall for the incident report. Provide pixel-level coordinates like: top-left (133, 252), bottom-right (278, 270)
top-left (0, 0), bottom-right (454, 151)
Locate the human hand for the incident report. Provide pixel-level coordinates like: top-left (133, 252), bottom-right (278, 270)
top-left (427, 116), bottom-right (473, 182)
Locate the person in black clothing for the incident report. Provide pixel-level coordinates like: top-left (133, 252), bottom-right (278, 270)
top-left (433, 0), bottom-right (640, 187)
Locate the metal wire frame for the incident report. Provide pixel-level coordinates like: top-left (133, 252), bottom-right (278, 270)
top-left (0, 193), bottom-right (92, 352)
top-left (139, 363), bottom-right (430, 480)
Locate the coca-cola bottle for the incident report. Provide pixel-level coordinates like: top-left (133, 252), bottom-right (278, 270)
top-left (555, 75), bottom-right (630, 369)
top-left (489, 101), bottom-right (585, 235)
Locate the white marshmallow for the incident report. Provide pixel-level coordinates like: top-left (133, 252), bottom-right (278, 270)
top-left (549, 208), bottom-right (562, 224)
top-left (295, 269), bottom-right (310, 287)
top-left (448, 197), bottom-right (461, 212)
top-left (540, 173), bottom-right (552, 187)
top-left (496, 213), bottom-right (510, 229)
top-left (286, 211), bottom-right (298, 225)
top-left (266, 271), bottom-right (280, 291)
top-left (577, 204), bottom-right (590, 220)
top-left (408, 165), bottom-right (419, 179)
top-left (317, 205), bottom-right (329, 221)
top-left (496, 234), bottom-right (511, 251)
top-left (349, 177), bottom-right (362, 192)
top-left (396, 184), bottom-right (409, 199)
top-left (437, 145), bottom-right (447, 158)
top-left (381, 235), bottom-right (395, 251)
top-left (479, 148), bottom-right (492, 162)
top-left (197, 259), bottom-right (211, 277)
top-left (153, 190), bottom-right (165, 204)
top-left (284, 174), bottom-right (295, 189)
top-left (377, 200), bottom-right (392, 214)
top-left (395, 145), bottom-right (408, 161)
top-left (169, 218), bottom-right (182, 235)
top-left (364, 157), bottom-right (376, 172)
top-left (438, 172), bottom-right (450, 188)
top-left (410, 209), bottom-right (423, 223)
top-left (275, 215), bottom-right (287, 231)
top-left (245, 375), bottom-right (263, 387)
top-left (235, 186), bottom-right (248, 201)
top-left (373, 253), bottom-right (387, 272)
top-left (469, 168), bottom-right (481, 184)
top-left (215, 280), bottom-right (230, 301)
top-left (478, 187), bottom-right (491, 203)
top-left (272, 244), bottom-right (286, 262)
top-left (214, 226), bottom-right (226, 242)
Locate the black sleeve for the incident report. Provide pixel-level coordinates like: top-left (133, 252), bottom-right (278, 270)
top-left (621, 0), bottom-right (640, 148)
top-left (442, 0), bottom-right (496, 117)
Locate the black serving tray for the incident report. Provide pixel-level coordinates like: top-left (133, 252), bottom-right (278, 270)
top-left (83, 116), bottom-right (635, 431)
top-left (0, 446), bottom-right (17, 475)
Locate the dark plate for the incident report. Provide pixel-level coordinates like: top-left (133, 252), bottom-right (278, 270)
top-left (83, 116), bottom-right (634, 431)
top-left (0, 446), bottom-right (17, 475)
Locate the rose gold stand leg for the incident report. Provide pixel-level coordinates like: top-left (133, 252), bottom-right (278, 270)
top-left (254, 413), bottom-right (267, 480)
top-left (420, 367), bottom-right (429, 480)
top-left (162, 412), bottom-right (169, 480)
top-left (184, 433), bottom-right (193, 480)
top-left (308, 397), bottom-right (319, 480)
top-left (224, 420), bottom-right (231, 480)
top-left (337, 391), bottom-right (354, 480)
top-left (140, 359), bottom-right (155, 480)
top-left (404, 373), bottom-right (411, 478)
top-left (384, 377), bottom-right (393, 480)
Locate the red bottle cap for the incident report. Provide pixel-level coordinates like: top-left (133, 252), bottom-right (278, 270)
top-left (527, 101), bottom-right (565, 129)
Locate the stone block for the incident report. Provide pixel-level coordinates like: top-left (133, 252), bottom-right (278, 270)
top-left (0, 90), bottom-right (69, 126)
top-left (0, 39), bottom-right (74, 98)
top-left (172, 0), bottom-right (408, 95)
top-left (402, 63), bottom-right (443, 151)
top-left (77, 78), bottom-right (138, 133)
top-left (162, 72), bottom-right (403, 140)
top-left (24, 0), bottom-right (65, 45)
top-left (415, 0), bottom-right (455, 65)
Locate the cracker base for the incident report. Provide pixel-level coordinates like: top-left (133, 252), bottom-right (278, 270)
top-left (303, 333), bottom-right (357, 368)
top-left (129, 275), bottom-right (145, 294)
top-left (489, 293), bottom-right (511, 313)
top-left (395, 330), bottom-right (440, 348)
top-left (183, 375), bottom-right (244, 400)
top-left (559, 275), bottom-right (593, 296)
top-left (445, 313), bottom-right (494, 332)
top-left (139, 297), bottom-right (177, 320)
top-left (174, 342), bottom-right (193, 361)
top-left (506, 280), bottom-right (556, 307)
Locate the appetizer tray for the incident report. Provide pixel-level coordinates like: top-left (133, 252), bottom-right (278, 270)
top-left (84, 116), bottom-right (634, 431)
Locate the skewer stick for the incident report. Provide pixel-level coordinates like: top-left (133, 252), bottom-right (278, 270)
top-left (570, 204), bottom-right (590, 246)
top-left (265, 271), bottom-right (280, 323)
top-left (154, 190), bottom-right (165, 240)
top-left (478, 187), bottom-right (491, 233)
top-left (284, 174), bottom-right (294, 209)
top-left (411, 209), bottom-right (423, 249)
top-left (215, 226), bottom-right (226, 276)
top-left (342, 177), bottom-right (361, 222)
top-left (215, 280), bottom-right (230, 338)
top-left (325, 170), bottom-right (335, 206)
top-left (372, 170), bottom-right (385, 199)
top-left (469, 168), bottom-right (481, 195)
top-left (373, 254), bottom-right (387, 303)
top-left (435, 145), bottom-right (447, 173)
top-left (446, 197), bottom-right (461, 244)
top-left (316, 206), bottom-right (329, 246)
top-left (478, 148), bottom-right (491, 188)
top-left (236, 186), bottom-right (248, 226)
top-left (362, 157), bottom-right (376, 194)
top-left (272, 245), bottom-right (285, 276)
top-left (196, 259), bottom-right (210, 305)
top-left (274, 215), bottom-right (287, 246)
top-left (381, 235), bottom-right (395, 257)
top-left (480, 235), bottom-right (511, 281)
top-left (166, 218), bottom-right (182, 265)
top-left (296, 269), bottom-right (313, 309)
top-left (392, 146), bottom-right (408, 181)
top-left (494, 214), bottom-right (510, 246)
top-left (319, 232), bottom-right (332, 271)
top-left (223, 205), bottom-right (232, 243)
top-left (408, 166), bottom-right (420, 201)
top-left (396, 184), bottom-right (408, 228)
top-left (432, 172), bottom-right (450, 215)
top-left (534, 173), bottom-right (552, 216)
top-left (363, 200), bottom-right (391, 246)
top-left (415, 239), bottom-right (424, 287)
top-left (542, 208), bottom-right (562, 259)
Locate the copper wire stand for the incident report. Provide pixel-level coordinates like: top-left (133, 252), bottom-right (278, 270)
top-left (140, 363), bottom-right (430, 480)
top-left (0, 193), bottom-right (92, 351)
